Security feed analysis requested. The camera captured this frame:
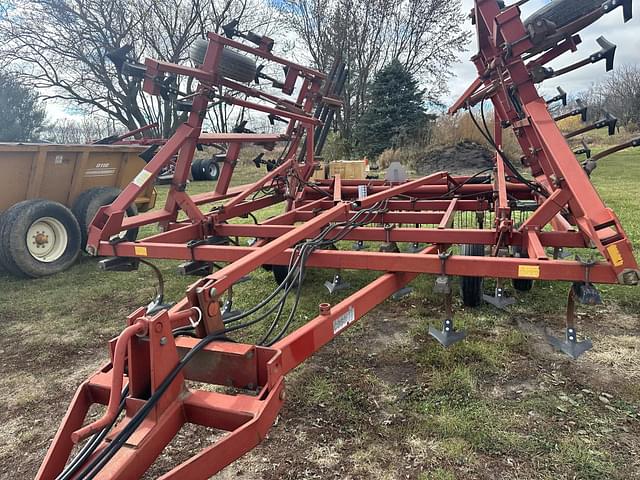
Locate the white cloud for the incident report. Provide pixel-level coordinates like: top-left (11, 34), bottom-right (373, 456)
top-left (448, 0), bottom-right (640, 103)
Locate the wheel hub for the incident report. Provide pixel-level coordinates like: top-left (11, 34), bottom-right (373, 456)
top-left (26, 217), bottom-right (68, 262)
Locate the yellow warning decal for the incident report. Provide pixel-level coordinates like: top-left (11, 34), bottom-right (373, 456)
top-left (518, 265), bottom-right (540, 278)
top-left (607, 244), bottom-right (624, 267)
top-left (134, 246), bottom-right (148, 257)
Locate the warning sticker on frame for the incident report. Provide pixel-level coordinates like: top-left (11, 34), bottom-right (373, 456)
top-left (607, 245), bottom-right (624, 267)
top-left (333, 306), bottom-right (356, 334)
top-left (518, 265), bottom-right (540, 278)
top-left (132, 169), bottom-right (152, 187)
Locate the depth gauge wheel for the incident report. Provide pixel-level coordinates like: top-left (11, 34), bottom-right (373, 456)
top-left (459, 244), bottom-right (485, 307)
top-left (0, 199), bottom-right (81, 278)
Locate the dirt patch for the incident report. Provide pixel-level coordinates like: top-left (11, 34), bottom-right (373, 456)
top-left (414, 141), bottom-right (494, 176)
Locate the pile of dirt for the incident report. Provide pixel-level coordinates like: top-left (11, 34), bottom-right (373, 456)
top-left (414, 140), bottom-right (495, 175)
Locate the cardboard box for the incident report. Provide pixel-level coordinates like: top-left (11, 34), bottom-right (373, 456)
top-left (328, 160), bottom-right (366, 180)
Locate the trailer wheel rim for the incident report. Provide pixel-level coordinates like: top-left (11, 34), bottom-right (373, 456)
top-left (26, 216), bottom-right (68, 263)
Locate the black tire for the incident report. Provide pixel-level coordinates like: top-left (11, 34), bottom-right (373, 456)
top-left (190, 39), bottom-right (257, 83)
top-left (201, 159), bottom-right (220, 181)
top-left (72, 187), bottom-right (138, 249)
top-left (524, 0), bottom-right (603, 44)
top-left (511, 245), bottom-right (534, 292)
top-left (525, 0), bottom-right (602, 29)
top-left (191, 158), bottom-right (205, 181)
top-left (459, 244), bottom-right (485, 307)
top-left (0, 199), bottom-right (81, 278)
top-left (0, 211), bottom-right (6, 273)
top-left (272, 264), bottom-right (290, 285)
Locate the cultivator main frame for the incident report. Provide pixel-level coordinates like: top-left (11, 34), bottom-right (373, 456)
top-left (38, 1), bottom-right (638, 479)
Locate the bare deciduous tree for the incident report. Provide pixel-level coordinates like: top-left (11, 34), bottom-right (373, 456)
top-left (0, 0), bottom-right (282, 136)
top-left (283, 0), bottom-right (470, 154)
top-left (578, 64), bottom-right (640, 131)
top-left (44, 116), bottom-right (123, 144)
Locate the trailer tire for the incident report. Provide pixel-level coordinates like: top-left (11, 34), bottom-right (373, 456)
top-left (459, 244), bottom-right (485, 307)
top-left (0, 199), bottom-right (81, 278)
top-left (524, 0), bottom-right (603, 44)
top-left (201, 159), bottom-right (220, 181)
top-left (190, 39), bottom-right (257, 83)
top-left (191, 159), bottom-right (205, 181)
top-left (0, 211), bottom-right (7, 273)
top-left (72, 187), bottom-right (138, 249)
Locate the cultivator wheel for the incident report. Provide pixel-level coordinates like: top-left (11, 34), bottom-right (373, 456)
top-left (459, 244), bottom-right (484, 307)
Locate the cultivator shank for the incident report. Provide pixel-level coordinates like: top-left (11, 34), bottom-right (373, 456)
top-left (39, 2), bottom-right (639, 478)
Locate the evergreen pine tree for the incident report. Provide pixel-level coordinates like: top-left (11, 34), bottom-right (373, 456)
top-left (355, 60), bottom-right (426, 159)
top-left (0, 71), bottom-right (46, 142)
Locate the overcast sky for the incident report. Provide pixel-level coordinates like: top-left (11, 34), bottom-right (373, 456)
top-left (448, 0), bottom-right (640, 103)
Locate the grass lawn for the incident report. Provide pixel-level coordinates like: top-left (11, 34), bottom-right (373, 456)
top-left (0, 152), bottom-right (638, 479)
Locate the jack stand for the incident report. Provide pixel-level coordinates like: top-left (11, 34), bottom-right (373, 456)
top-left (483, 279), bottom-right (515, 310)
top-left (429, 253), bottom-right (465, 347)
top-left (392, 287), bottom-right (413, 300)
top-left (546, 288), bottom-right (593, 359)
top-left (324, 273), bottom-right (350, 294)
top-left (352, 240), bottom-right (366, 251)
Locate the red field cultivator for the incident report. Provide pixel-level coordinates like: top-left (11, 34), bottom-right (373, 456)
top-left (38, 1), bottom-right (639, 478)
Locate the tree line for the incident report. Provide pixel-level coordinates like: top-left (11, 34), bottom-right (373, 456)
top-left (0, 0), bottom-right (467, 157)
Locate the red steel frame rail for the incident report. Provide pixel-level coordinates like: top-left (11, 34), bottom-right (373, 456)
top-left (38, 5), bottom-right (639, 479)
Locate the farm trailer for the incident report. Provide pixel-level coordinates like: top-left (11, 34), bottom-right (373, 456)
top-left (0, 143), bottom-right (156, 278)
top-left (36, 0), bottom-right (640, 479)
